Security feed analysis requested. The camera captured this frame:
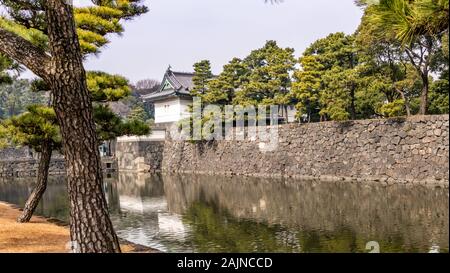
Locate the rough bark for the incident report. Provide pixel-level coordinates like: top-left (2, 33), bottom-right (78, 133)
top-left (0, 0), bottom-right (121, 252)
top-left (0, 28), bottom-right (51, 80)
top-left (17, 141), bottom-right (52, 223)
top-left (44, 0), bottom-right (121, 253)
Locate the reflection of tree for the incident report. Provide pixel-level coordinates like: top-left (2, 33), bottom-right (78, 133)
top-left (0, 176), bottom-right (71, 221)
top-left (105, 176), bottom-right (121, 214)
top-left (165, 173), bottom-right (449, 253)
top-left (0, 174), bottom-right (448, 253)
top-left (183, 202), bottom-right (301, 253)
top-left (183, 202), bottom-right (437, 253)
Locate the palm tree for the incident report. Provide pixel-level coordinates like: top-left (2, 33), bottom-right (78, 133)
top-left (360, 0), bottom-right (449, 114)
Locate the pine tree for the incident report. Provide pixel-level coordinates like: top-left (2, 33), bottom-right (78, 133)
top-left (0, 0), bottom-right (147, 252)
top-left (128, 104), bottom-right (149, 122)
top-left (1, 105), bottom-right (61, 223)
top-left (359, 0), bottom-right (449, 114)
top-left (293, 33), bottom-right (360, 121)
top-left (1, 73), bottom-right (150, 223)
top-left (191, 60), bottom-right (213, 97)
top-left (233, 40), bottom-right (296, 108)
top-left (203, 58), bottom-right (248, 105)
top-left (292, 56), bottom-right (323, 122)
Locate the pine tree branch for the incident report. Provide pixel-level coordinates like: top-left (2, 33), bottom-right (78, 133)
top-left (0, 28), bottom-right (52, 80)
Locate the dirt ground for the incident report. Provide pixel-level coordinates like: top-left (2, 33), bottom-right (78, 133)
top-left (0, 202), bottom-right (153, 253)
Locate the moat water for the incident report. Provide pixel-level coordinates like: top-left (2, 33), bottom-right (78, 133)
top-left (0, 173), bottom-right (448, 253)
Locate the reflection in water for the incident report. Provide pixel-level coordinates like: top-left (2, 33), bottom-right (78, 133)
top-left (0, 173), bottom-right (448, 253)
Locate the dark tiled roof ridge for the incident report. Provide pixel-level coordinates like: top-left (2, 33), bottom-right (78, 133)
top-left (171, 70), bottom-right (195, 76)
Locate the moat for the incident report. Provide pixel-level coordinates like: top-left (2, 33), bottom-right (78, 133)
top-left (0, 173), bottom-right (448, 253)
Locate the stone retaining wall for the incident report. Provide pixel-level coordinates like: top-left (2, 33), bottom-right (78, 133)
top-left (115, 140), bottom-right (165, 172)
top-left (0, 159), bottom-right (66, 177)
top-left (161, 115), bottom-right (449, 185)
top-left (2, 115), bottom-right (448, 184)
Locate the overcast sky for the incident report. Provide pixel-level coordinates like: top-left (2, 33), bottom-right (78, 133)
top-left (23, 0), bottom-right (364, 84)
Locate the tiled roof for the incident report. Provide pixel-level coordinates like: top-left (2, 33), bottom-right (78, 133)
top-left (142, 67), bottom-right (194, 101)
top-left (169, 71), bottom-right (195, 91)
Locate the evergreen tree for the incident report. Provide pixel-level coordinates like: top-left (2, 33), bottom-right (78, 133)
top-left (233, 40), bottom-right (296, 107)
top-left (0, 78), bottom-right (48, 119)
top-left (1, 72), bottom-right (150, 223)
top-left (203, 58), bottom-right (248, 105)
top-left (292, 33), bottom-right (361, 121)
top-left (358, 0), bottom-right (449, 114)
top-left (1, 105), bottom-right (60, 222)
top-left (128, 104), bottom-right (149, 122)
top-left (292, 55), bottom-right (324, 122)
top-left (0, 0), bottom-right (148, 253)
top-left (191, 60), bottom-right (213, 97)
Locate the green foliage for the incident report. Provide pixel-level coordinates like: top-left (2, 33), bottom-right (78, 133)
top-left (87, 71), bottom-right (131, 102)
top-left (127, 104), bottom-right (150, 123)
top-left (1, 105), bottom-right (61, 151)
top-left (292, 55), bottom-right (323, 121)
top-left (379, 99), bottom-right (409, 117)
top-left (0, 0), bottom-right (148, 55)
top-left (360, 0), bottom-right (449, 46)
top-left (0, 122), bottom-right (8, 148)
top-left (233, 40), bottom-right (296, 106)
top-left (93, 104), bottom-right (123, 142)
top-left (202, 58), bottom-right (248, 105)
top-left (0, 79), bottom-right (48, 119)
top-left (191, 60), bottom-right (214, 97)
top-left (119, 118), bottom-right (151, 136)
top-left (428, 79), bottom-right (449, 114)
top-left (1, 73), bottom-right (149, 150)
top-left (359, 0), bottom-right (449, 114)
top-left (0, 53), bottom-right (19, 85)
top-left (293, 33), bottom-right (361, 121)
top-left (94, 104), bottom-right (150, 142)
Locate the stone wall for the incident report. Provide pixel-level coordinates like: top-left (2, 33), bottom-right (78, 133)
top-left (116, 140), bottom-right (165, 172)
top-left (0, 159), bottom-right (66, 177)
top-left (161, 115), bottom-right (449, 185)
top-left (0, 147), bottom-right (35, 161)
top-left (0, 147), bottom-right (66, 177)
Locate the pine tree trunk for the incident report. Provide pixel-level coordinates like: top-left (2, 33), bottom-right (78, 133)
top-left (0, 0), bottom-right (121, 252)
top-left (17, 141), bottom-right (52, 223)
top-left (44, 0), bottom-right (121, 253)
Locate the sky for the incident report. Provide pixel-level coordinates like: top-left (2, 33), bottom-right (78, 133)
top-left (23, 0), bottom-right (364, 84)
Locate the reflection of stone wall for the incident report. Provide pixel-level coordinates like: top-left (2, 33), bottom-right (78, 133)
top-left (114, 172), bottom-right (165, 197)
top-left (162, 115), bottom-right (449, 185)
top-left (162, 173), bottom-right (449, 250)
top-left (116, 141), bottom-right (164, 172)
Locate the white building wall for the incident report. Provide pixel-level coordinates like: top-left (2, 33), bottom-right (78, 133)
top-left (179, 98), bottom-right (193, 120)
top-left (154, 98), bottom-right (193, 124)
top-left (154, 98), bottom-right (181, 123)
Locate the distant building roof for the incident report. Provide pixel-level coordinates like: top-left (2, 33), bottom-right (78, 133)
top-left (142, 67), bottom-right (194, 102)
